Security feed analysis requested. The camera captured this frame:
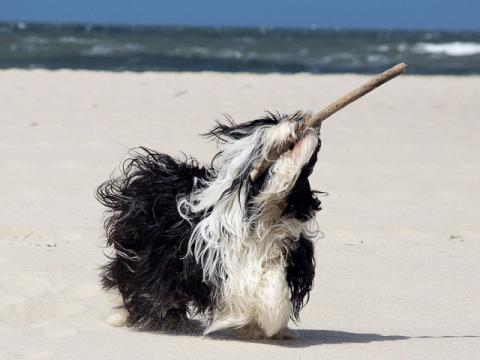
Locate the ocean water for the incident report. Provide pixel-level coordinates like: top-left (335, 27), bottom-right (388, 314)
top-left (1, 22), bottom-right (480, 74)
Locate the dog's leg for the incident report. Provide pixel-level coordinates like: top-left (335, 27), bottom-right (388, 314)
top-left (254, 265), bottom-right (291, 338)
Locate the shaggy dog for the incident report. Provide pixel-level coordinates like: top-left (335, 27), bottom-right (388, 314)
top-left (96, 112), bottom-right (322, 338)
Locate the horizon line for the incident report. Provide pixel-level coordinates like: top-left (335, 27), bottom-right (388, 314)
top-left (1, 19), bottom-right (480, 33)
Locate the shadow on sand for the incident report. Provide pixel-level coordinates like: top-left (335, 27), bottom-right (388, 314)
top-left (205, 329), bottom-right (409, 348)
top-left (207, 329), bottom-right (480, 348)
top-left (276, 329), bottom-right (409, 348)
top-left (165, 321), bottom-right (479, 348)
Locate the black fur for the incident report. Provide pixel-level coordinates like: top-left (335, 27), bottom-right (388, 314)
top-left (96, 114), bottom-right (320, 332)
top-left (97, 148), bottom-right (215, 330)
top-left (286, 234), bottom-right (315, 321)
top-left (284, 139), bottom-right (322, 221)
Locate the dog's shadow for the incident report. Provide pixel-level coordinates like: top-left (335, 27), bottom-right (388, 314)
top-left (275, 329), bottom-right (409, 348)
top-left (206, 329), bottom-right (408, 348)
top-left (170, 322), bottom-right (479, 348)
top-left (178, 324), bottom-right (407, 347)
top-left (207, 329), bottom-right (480, 348)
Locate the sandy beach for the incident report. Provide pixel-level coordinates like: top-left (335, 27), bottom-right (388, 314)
top-left (1, 69), bottom-right (479, 359)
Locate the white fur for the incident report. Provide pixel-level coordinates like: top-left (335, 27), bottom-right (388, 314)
top-left (178, 119), bottom-right (319, 337)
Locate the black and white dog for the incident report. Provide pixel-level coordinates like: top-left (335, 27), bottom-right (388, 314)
top-left (96, 112), bottom-right (322, 338)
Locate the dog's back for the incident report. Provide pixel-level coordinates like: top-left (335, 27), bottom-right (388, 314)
top-left (96, 148), bottom-right (214, 331)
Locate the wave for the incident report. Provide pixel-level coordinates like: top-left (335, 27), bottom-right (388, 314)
top-left (414, 42), bottom-right (480, 56)
top-left (82, 43), bottom-right (144, 56)
top-left (1, 22), bottom-right (480, 74)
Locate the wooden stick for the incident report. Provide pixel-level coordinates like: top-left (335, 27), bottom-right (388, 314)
top-left (249, 63), bottom-right (407, 182)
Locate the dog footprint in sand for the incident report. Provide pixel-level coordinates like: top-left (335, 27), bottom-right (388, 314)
top-left (449, 234), bottom-right (464, 242)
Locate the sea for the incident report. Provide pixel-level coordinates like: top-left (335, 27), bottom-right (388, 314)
top-left (1, 22), bottom-right (480, 74)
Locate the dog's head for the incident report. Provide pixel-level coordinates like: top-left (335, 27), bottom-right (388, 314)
top-left (205, 112), bottom-right (321, 222)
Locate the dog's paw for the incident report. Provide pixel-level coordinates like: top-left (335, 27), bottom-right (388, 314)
top-left (106, 309), bottom-right (128, 327)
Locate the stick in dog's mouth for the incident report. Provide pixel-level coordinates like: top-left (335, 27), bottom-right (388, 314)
top-left (249, 63), bottom-right (407, 183)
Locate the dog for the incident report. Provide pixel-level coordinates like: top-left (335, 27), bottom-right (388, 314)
top-left (96, 112), bottom-right (322, 338)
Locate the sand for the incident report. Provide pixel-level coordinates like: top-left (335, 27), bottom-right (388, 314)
top-left (0, 69), bottom-right (479, 359)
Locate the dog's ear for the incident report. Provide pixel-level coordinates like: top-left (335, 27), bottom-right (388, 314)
top-left (286, 234), bottom-right (315, 321)
top-left (204, 114), bottom-right (280, 143)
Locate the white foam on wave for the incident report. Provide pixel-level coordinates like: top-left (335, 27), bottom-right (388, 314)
top-left (414, 42), bottom-right (480, 56)
top-left (82, 43), bottom-right (144, 56)
top-left (59, 36), bottom-right (95, 45)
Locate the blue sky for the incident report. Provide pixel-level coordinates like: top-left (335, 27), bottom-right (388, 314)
top-left (1, 0), bottom-right (478, 30)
